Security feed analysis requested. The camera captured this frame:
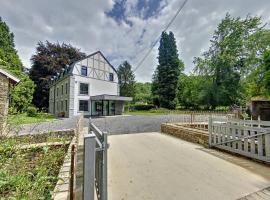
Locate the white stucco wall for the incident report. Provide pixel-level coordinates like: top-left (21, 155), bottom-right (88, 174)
top-left (49, 51), bottom-right (120, 117)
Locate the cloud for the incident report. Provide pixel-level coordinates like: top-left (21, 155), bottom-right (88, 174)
top-left (0, 0), bottom-right (270, 82)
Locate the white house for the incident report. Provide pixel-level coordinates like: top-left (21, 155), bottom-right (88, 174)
top-left (48, 51), bottom-right (132, 117)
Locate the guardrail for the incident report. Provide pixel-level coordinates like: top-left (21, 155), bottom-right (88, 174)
top-left (83, 118), bottom-right (108, 200)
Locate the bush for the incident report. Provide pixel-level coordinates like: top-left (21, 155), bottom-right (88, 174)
top-left (132, 104), bottom-right (155, 111)
top-left (27, 106), bottom-right (37, 117)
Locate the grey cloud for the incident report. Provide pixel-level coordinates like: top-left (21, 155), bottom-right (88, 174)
top-left (0, 0), bottom-right (269, 82)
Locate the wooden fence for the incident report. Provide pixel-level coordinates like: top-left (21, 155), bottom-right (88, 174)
top-left (209, 118), bottom-right (270, 163)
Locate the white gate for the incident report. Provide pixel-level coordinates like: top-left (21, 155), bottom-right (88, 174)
top-left (209, 118), bottom-right (270, 163)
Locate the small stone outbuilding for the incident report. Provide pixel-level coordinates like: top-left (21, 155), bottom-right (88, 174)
top-left (0, 68), bottom-right (20, 134)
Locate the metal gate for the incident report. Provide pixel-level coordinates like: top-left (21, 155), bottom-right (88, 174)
top-left (84, 119), bottom-right (108, 200)
top-left (209, 117), bottom-right (270, 163)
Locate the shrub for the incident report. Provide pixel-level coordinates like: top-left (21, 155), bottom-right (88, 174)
top-left (132, 104), bottom-right (155, 111)
top-left (27, 106), bottom-right (37, 117)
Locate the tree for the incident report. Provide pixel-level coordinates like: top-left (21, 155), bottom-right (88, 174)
top-left (263, 50), bottom-right (270, 95)
top-left (152, 31), bottom-right (184, 109)
top-left (117, 61), bottom-right (136, 98)
top-left (0, 17), bottom-right (35, 113)
top-left (134, 82), bottom-right (152, 104)
top-left (30, 41), bottom-right (86, 109)
top-left (194, 13), bottom-right (267, 108)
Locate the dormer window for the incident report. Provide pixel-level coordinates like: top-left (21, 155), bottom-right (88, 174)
top-left (81, 66), bottom-right (87, 76)
top-left (109, 73), bottom-right (114, 82)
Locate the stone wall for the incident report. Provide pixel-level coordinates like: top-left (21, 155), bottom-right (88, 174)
top-left (0, 74), bottom-right (9, 135)
top-left (161, 123), bottom-right (209, 147)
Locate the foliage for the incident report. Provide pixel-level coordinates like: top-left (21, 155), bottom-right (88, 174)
top-left (134, 82), bottom-right (152, 104)
top-left (263, 50), bottom-right (270, 95)
top-left (8, 112), bottom-right (55, 125)
top-left (0, 17), bottom-right (35, 113)
top-left (117, 61), bottom-right (136, 98)
top-left (27, 106), bottom-right (38, 117)
top-left (30, 41), bottom-right (86, 109)
top-left (130, 104), bottom-right (155, 111)
top-left (9, 75), bottom-right (36, 113)
top-left (194, 13), bottom-right (269, 107)
top-left (0, 136), bottom-right (68, 199)
top-left (152, 31), bottom-right (184, 109)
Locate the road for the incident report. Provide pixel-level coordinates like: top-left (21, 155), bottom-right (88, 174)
top-left (13, 114), bottom-right (208, 135)
top-left (108, 132), bottom-right (270, 200)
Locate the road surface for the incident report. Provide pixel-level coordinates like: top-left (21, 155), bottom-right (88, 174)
top-left (108, 132), bottom-right (270, 200)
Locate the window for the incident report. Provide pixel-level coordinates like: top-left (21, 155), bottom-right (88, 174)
top-left (66, 82), bottom-right (68, 94)
top-left (61, 85), bottom-right (64, 95)
top-left (80, 83), bottom-right (89, 95)
top-left (57, 88), bottom-right (59, 96)
top-left (81, 66), bottom-right (87, 76)
top-left (109, 73), bottom-right (114, 81)
top-left (79, 100), bottom-right (89, 111)
top-left (65, 100), bottom-right (68, 111)
top-left (61, 101), bottom-right (63, 111)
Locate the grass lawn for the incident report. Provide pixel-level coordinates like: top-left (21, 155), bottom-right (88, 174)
top-left (8, 113), bottom-right (56, 125)
top-left (0, 135), bottom-right (71, 199)
top-left (124, 109), bottom-right (172, 115)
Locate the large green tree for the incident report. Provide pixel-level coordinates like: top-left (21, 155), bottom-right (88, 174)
top-left (0, 17), bottom-right (35, 113)
top-left (30, 41), bottom-right (86, 109)
top-left (134, 82), bottom-right (152, 104)
top-left (117, 61), bottom-right (136, 98)
top-left (152, 31), bottom-right (184, 109)
top-left (263, 50), bottom-right (270, 94)
top-left (194, 13), bottom-right (269, 108)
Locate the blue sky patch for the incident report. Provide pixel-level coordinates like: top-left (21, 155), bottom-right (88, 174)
top-left (106, 0), bottom-right (167, 26)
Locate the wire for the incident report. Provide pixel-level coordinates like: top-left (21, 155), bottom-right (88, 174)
top-left (133, 0), bottom-right (188, 72)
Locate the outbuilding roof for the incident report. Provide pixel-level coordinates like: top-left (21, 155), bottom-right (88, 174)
top-left (0, 68), bottom-right (20, 84)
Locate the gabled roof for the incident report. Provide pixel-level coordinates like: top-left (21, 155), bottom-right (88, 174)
top-left (0, 68), bottom-right (20, 84)
top-left (50, 51), bottom-right (117, 86)
top-left (67, 50), bottom-right (117, 75)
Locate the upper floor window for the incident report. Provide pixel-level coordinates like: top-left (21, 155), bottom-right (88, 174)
top-left (65, 82), bottom-right (68, 94)
top-left (80, 83), bottom-right (89, 95)
top-left (57, 88), bottom-right (59, 96)
top-left (109, 73), bottom-right (114, 82)
top-left (81, 66), bottom-right (87, 76)
top-left (61, 85), bottom-right (64, 95)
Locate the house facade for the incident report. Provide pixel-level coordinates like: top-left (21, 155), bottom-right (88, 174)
top-left (0, 68), bottom-right (20, 134)
top-left (49, 51), bottom-right (132, 117)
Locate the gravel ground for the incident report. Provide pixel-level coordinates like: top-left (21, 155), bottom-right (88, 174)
top-left (11, 114), bottom-right (214, 135)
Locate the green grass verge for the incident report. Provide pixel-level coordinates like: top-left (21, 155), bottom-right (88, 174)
top-left (8, 113), bottom-right (56, 125)
top-left (0, 136), bottom-right (69, 199)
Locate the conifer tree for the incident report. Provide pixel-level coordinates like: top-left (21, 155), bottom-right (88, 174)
top-left (152, 31), bottom-right (184, 109)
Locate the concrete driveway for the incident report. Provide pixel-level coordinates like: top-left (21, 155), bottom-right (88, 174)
top-left (108, 132), bottom-right (270, 200)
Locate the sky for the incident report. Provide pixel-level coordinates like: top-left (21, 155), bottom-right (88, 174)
top-left (0, 0), bottom-right (270, 82)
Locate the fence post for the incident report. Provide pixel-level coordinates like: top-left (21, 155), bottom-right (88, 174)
top-left (208, 116), bottom-right (213, 147)
top-left (83, 133), bottom-right (96, 200)
top-left (101, 131), bottom-right (108, 200)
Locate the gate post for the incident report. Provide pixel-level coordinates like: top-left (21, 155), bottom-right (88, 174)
top-left (101, 131), bottom-right (108, 200)
top-left (83, 133), bottom-right (96, 200)
top-left (208, 116), bottom-right (213, 147)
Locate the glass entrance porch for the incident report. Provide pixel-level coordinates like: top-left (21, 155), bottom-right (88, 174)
top-left (91, 100), bottom-right (115, 116)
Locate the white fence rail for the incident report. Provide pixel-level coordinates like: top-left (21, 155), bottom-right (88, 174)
top-left (209, 118), bottom-right (270, 163)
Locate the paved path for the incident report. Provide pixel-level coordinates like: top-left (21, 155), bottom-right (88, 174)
top-left (108, 132), bottom-right (270, 200)
top-left (13, 114), bottom-right (209, 135)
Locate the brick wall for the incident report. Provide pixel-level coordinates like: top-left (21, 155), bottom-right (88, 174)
top-left (0, 74), bottom-right (9, 134)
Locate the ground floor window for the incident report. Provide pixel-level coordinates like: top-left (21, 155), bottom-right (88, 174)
top-left (79, 100), bottom-right (89, 111)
